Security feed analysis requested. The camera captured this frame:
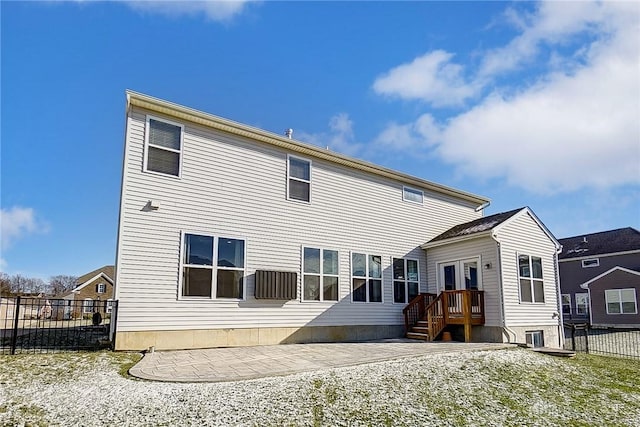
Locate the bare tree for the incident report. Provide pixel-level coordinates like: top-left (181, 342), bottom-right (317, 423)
top-left (0, 272), bottom-right (10, 296)
top-left (49, 275), bottom-right (78, 295)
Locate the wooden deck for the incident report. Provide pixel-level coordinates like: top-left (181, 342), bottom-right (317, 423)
top-left (403, 290), bottom-right (485, 342)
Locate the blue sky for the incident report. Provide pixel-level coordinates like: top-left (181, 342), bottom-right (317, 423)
top-left (2, 0), bottom-right (639, 280)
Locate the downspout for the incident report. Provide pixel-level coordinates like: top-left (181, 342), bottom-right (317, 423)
top-left (492, 233), bottom-right (517, 343)
top-left (554, 247), bottom-right (565, 348)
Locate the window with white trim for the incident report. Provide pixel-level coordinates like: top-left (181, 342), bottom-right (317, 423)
top-left (402, 186), bottom-right (423, 204)
top-left (351, 253), bottom-right (383, 303)
top-left (83, 298), bottom-right (94, 314)
top-left (393, 258), bottom-right (419, 303)
top-left (605, 289), bottom-right (637, 314)
top-left (576, 293), bottom-right (589, 315)
top-left (96, 283), bottom-right (106, 294)
top-left (180, 233), bottom-right (246, 299)
top-left (288, 156), bottom-right (311, 202)
top-left (581, 258), bottom-right (600, 268)
top-left (561, 294), bottom-right (571, 315)
top-left (144, 117), bottom-right (183, 177)
top-left (302, 247), bottom-right (339, 301)
top-left (518, 254), bottom-right (544, 303)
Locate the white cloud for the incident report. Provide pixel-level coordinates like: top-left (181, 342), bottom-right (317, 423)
top-left (373, 1), bottom-right (640, 194)
top-left (75, 0), bottom-right (256, 22)
top-left (298, 113), bottom-right (363, 157)
top-left (372, 50), bottom-right (478, 107)
top-left (1, 207), bottom-right (48, 251)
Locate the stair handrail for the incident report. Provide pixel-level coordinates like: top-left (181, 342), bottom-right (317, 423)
top-left (424, 292), bottom-right (447, 340)
top-left (402, 292), bottom-right (436, 332)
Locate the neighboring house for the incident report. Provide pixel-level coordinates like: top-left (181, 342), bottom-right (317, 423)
top-left (113, 91), bottom-right (563, 351)
top-left (61, 265), bottom-right (115, 318)
top-left (580, 267), bottom-right (640, 327)
top-left (558, 228), bottom-right (640, 323)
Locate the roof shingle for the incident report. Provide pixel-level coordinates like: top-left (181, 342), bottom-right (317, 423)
top-left (558, 227), bottom-right (640, 259)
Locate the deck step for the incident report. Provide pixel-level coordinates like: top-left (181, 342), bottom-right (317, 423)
top-left (411, 327), bottom-right (429, 334)
top-left (406, 331), bottom-right (430, 341)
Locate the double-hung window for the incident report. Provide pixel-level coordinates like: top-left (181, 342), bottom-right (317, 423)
top-left (561, 294), bottom-right (572, 315)
top-left (576, 293), bottom-right (589, 315)
top-left (518, 254), bottom-right (544, 303)
top-left (96, 283), bottom-right (106, 294)
top-left (181, 233), bottom-right (246, 299)
top-left (288, 156), bottom-right (311, 202)
top-left (145, 117), bottom-right (183, 177)
top-left (351, 253), bottom-right (383, 303)
top-left (605, 289), bottom-right (637, 314)
top-left (393, 258), bottom-right (419, 303)
top-left (302, 247), bottom-right (338, 301)
top-left (83, 298), bottom-right (94, 314)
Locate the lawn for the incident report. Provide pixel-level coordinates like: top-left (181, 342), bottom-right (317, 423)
top-left (1, 348), bottom-right (639, 426)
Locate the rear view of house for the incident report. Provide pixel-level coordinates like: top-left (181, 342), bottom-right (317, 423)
top-left (113, 91), bottom-right (563, 351)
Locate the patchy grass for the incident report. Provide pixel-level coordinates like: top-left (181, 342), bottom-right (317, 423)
top-left (0, 349), bottom-right (638, 426)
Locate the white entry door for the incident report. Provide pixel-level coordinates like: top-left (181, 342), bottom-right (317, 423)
top-left (438, 258), bottom-right (481, 292)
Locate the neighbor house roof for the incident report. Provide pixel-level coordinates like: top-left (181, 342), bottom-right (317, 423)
top-left (580, 266), bottom-right (640, 289)
top-left (73, 265), bottom-right (115, 292)
top-left (126, 90), bottom-right (490, 207)
top-left (558, 227), bottom-right (640, 260)
top-left (421, 206), bottom-right (560, 250)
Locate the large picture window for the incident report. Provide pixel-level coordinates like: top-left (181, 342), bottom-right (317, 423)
top-left (351, 253), bottom-right (383, 303)
top-left (393, 258), bottom-right (419, 304)
top-left (605, 289), bottom-right (637, 314)
top-left (144, 117), bottom-right (183, 177)
top-left (181, 233), bottom-right (245, 299)
top-left (303, 247), bottom-right (338, 301)
top-left (518, 254), bottom-right (544, 303)
top-left (288, 156), bottom-right (311, 202)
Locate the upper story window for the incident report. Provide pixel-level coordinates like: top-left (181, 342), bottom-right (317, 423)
top-left (180, 233), bottom-right (246, 300)
top-left (581, 258), bottom-right (600, 268)
top-left (403, 186), bottom-right (424, 204)
top-left (605, 289), bottom-right (637, 314)
top-left (96, 283), bottom-right (106, 294)
top-left (561, 294), bottom-right (571, 315)
top-left (288, 155), bottom-right (311, 202)
top-left (144, 117), bottom-right (183, 177)
top-left (518, 254), bottom-right (544, 303)
top-left (393, 257), bottom-right (419, 303)
top-left (351, 253), bottom-right (383, 303)
top-left (302, 247), bottom-right (338, 301)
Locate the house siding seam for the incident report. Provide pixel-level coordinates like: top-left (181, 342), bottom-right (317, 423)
top-left (115, 108), bottom-right (482, 337)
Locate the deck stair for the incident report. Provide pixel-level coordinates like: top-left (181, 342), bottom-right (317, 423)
top-left (403, 290), bottom-right (485, 343)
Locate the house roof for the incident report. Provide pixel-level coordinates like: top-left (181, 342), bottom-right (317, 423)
top-left (73, 265), bottom-right (115, 292)
top-left (422, 206), bottom-right (560, 250)
top-left (558, 227), bottom-right (640, 260)
top-left (580, 266), bottom-right (640, 289)
top-left (426, 208), bottom-right (523, 244)
top-left (126, 90), bottom-right (490, 207)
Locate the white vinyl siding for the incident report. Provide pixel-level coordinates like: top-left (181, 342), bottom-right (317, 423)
top-left (496, 210), bottom-right (560, 327)
top-left (115, 107), bottom-right (482, 333)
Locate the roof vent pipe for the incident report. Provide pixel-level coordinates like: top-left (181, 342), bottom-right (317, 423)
top-left (582, 237), bottom-right (588, 244)
top-left (285, 128), bottom-right (293, 139)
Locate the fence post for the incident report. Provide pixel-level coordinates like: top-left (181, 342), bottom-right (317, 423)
top-left (11, 296), bottom-right (21, 355)
top-left (585, 324), bottom-right (590, 354)
top-left (571, 324), bottom-right (576, 351)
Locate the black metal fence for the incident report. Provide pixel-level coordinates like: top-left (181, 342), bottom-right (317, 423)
top-left (564, 323), bottom-right (640, 360)
top-left (0, 296), bottom-right (118, 354)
